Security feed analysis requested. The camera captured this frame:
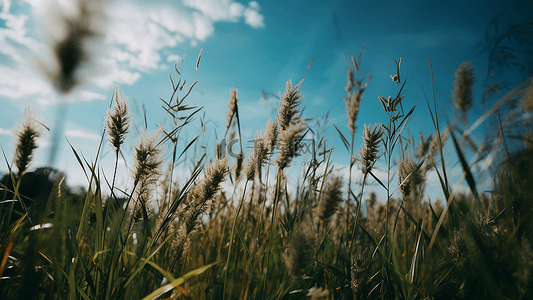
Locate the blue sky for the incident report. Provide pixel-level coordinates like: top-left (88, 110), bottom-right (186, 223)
top-left (0, 0), bottom-right (531, 201)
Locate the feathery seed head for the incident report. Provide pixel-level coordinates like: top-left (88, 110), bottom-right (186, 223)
top-left (132, 127), bottom-right (164, 222)
top-left (359, 123), bottom-right (384, 173)
top-left (184, 203), bottom-right (206, 235)
top-left (43, 0), bottom-right (106, 93)
top-left (243, 132), bottom-right (268, 181)
top-left (284, 223), bottom-right (316, 278)
top-left (317, 175), bottom-right (344, 224)
top-left (132, 127), bottom-right (164, 185)
top-left (474, 211), bottom-right (493, 237)
top-left (15, 109), bottom-right (41, 177)
top-left (344, 61), bottom-right (371, 137)
top-left (345, 68), bottom-right (355, 93)
top-left (351, 249), bottom-right (369, 295)
top-left (277, 79), bottom-right (304, 131)
top-left (226, 89), bottom-right (238, 129)
top-left (202, 156), bottom-right (228, 199)
top-left (276, 119), bottom-right (305, 169)
top-left (344, 91), bottom-right (362, 137)
top-left (398, 152), bottom-right (423, 199)
top-left (449, 230), bottom-right (467, 263)
top-left (453, 61), bottom-right (475, 112)
top-left (193, 157), bottom-right (228, 204)
top-left (263, 118), bottom-right (278, 153)
top-left (243, 152), bottom-right (257, 181)
top-left (106, 85), bottom-right (130, 154)
top-left (185, 157), bottom-right (228, 231)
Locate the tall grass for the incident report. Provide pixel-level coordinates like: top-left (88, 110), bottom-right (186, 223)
top-left (1, 45), bottom-right (533, 300)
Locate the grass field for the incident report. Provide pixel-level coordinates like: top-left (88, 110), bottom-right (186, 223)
top-left (1, 16), bottom-right (533, 300)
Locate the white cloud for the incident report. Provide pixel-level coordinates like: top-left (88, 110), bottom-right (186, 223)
top-left (0, 0), bottom-right (265, 105)
top-left (0, 127), bottom-right (13, 135)
top-left (90, 57), bottom-right (141, 88)
top-left (65, 129), bottom-right (100, 140)
top-left (75, 90), bottom-right (107, 102)
top-left (0, 65), bottom-right (54, 100)
top-left (183, 0), bottom-right (244, 22)
top-left (167, 54), bottom-right (182, 63)
top-left (192, 11), bottom-right (214, 41)
top-left (248, 1), bottom-right (260, 10)
top-left (244, 5), bottom-right (264, 28)
top-left (0, 1), bottom-right (42, 63)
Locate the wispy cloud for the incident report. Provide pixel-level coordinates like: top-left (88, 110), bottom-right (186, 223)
top-left (102, 0), bottom-right (265, 79)
top-left (0, 0), bottom-right (265, 102)
top-left (65, 129), bottom-right (101, 141)
top-left (0, 127), bottom-right (13, 135)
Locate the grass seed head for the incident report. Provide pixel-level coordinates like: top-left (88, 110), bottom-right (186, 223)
top-left (277, 79), bottom-right (304, 131)
top-left (226, 89), bottom-right (238, 129)
top-left (359, 123), bottom-right (384, 173)
top-left (449, 230), bottom-right (467, 263)
top-left (284, 223), bottom-right (316, 278)
top-left (132, 127), bottom-right (164, 221)
top-left (398, 152), bottom-right (422, 199)
top-left (106, 85), bottom-right (130, 154)
top-left (263, 118), bottom-right (278, 153)
top-left (453, 61), bottom-right (475, 113)
top-left (243, 152), bottom-right (257, 181)
top-left (43, 0), bottom-right (106, 93)
top-left (345, 68), bottom-right (355, 93)
top-left (185, 157), bottom-right (228, 233)
top-left (132, 127), bottom-right (164, 185)
top-left (317, 175), bottom-right (344, 224)
top-left (15, 109), bottom-right (41, 177)
top-left (276, 119), bottom-right (305, 169)
top-left (351, 249), bottom-right (369, 295)
top-left (243, 133), bottom-right (266, 181)
top-left (194, 156), bottom-right (228, 204)
top-left (344, 90), bottom-right (362, 137)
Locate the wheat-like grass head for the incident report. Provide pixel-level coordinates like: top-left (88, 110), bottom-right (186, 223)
top-left (359, 123), bottom-right (384, 173)
top-left (277, 79), bottom-right (304, 131)
top-left (453, 61), bottom-right (475, 113)
top-left (106, 85), bottom-right (130, 154)
top-left (15, 109), bottom-right (41, 177)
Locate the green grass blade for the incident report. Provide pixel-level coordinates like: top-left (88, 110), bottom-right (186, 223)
top-left (450, 131), bottom-right (478, 198)
top-left (142, 261), bottom-right (220, 300)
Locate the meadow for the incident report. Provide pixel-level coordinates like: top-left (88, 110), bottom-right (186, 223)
top-left (1, 15), bottom-right (533, 300)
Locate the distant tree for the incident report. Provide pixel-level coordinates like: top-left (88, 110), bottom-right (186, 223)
top-left (0, 167), bottom-right (82, 224)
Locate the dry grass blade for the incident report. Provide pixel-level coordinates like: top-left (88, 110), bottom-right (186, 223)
top-left (0, 213), bottom-right (26, 277)
top-left (181, 80), bottom-right (198, 102)
top-left (174, 62), bottom-right (181, 75)
top-left (196, 47), bottom-right (203, 71)
top-left (334, 125), bottom-right (350, 151)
